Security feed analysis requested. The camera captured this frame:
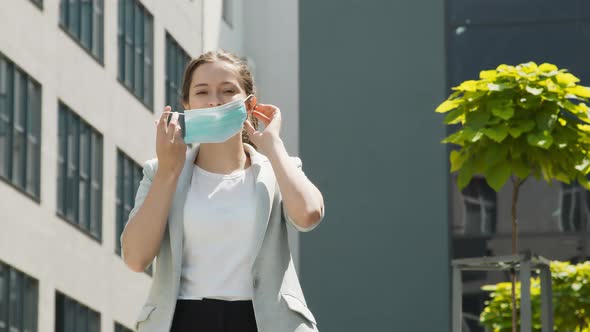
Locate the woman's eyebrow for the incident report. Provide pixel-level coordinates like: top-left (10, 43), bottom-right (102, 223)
top-left (192, 81), bottom-right (236, 88)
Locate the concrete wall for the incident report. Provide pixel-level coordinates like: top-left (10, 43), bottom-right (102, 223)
top-left (298, 1), bottom-right (450, 330)
top-left (0, 0), bottom-right (202, 329)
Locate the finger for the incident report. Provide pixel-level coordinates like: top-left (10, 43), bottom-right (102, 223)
top-left (172, 125), bottom-right (184, 143)
top-left (244, 120), bottom-right (257, 138)
top-left (167, 112), bottom-right (179, 140)
top-left (253, 104), bottom-right (279, 119)
top-left (158, 106), bottom-right (172, 131)
top-left (252, 110), bottom-right (272, 126)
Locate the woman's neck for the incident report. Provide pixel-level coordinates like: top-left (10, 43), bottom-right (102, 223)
top-left (194, 134), bottom-right (251, 174)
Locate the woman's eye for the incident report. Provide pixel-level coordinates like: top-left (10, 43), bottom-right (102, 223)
top-left (196, 91), bottom-right (207, 95)
top-left (223, 89), bottom-right (235, 94)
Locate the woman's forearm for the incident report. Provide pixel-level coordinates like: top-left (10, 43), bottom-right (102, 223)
top-left (265, 137), bottom-right (324, 229)
top-left (121, 170), bottom-right (180, 272)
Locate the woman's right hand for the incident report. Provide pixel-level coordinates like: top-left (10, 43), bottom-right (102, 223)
top-left (155, 106), bottom-right (187, 177)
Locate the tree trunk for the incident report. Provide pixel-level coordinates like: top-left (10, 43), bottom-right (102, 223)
top-left (511, 177), bottom-right (522, 332)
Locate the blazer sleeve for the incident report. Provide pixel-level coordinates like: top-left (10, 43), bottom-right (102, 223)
top-left (281, 156), bottom-right (324, 232)
top-left (120, 158), bottom-right (157, 261)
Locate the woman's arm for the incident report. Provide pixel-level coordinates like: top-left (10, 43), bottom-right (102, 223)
top-left (266, 137), bottom-right (325, 231)
top-left (245, 103), bottom-right (325, 231)
top-left (121, 109), bottom-right (187, 272)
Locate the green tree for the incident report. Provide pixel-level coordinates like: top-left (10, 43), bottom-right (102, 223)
top-left (437, 62), bottom-right (590, 331)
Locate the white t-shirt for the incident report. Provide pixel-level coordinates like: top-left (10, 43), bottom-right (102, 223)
top-left (177, 163), bottom-right (258, 301)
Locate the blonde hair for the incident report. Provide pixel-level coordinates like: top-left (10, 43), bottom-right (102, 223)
top-left (180, 50), bottom-right (259, 147)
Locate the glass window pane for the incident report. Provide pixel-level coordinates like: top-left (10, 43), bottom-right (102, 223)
top-left (79, 125), bottom-right (90, 230)
top-left (26, 81), bottom-right (41, 198)
top-left (143, 16), bottom-right (153, 107)
top-left (222, 0), bottom-right (233, 27)
top-left (87, 311), bottom-right (99, 332)
top-left (0, 263), bottom-right (6, 330)
top-left (80, 0), bottom-right (92, 49)
top-left (23, 277), bottom-right (38, 332)
top-left (124, 0), bottom-right (134, 88)
top-left (90, 133), bottom-right (102, 238)
top-left (12, 71), bottom-right (25, 189)
top-left (8, 269), bottom-right (23, 331)
top-left (116, 152), bottom-right (123, 253)
top-left (134, 7), bottom-right (144, 99)
top-left (68, 0), bottom-right (80, 39)
top-left (59, 0), bottom-right (68, 27)
top-left (66, 113), bottom-right (79, 222)
top-left (92, 0), bottom-right (104, 60)
top-left (57, 106), bottom-right (67, 215)
top-left (117, 0), bottom-right (125, 80)
top-left (64, 297), bottom-right (74, 332)
top-left (55, 293), bottom-right (63, 332)
top-left (75, 305), bottom-right (87, 332)
top-left (0, 58), bottom-right (9, 180)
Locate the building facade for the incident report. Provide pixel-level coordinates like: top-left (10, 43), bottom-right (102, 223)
top-left (0, 0), bottom-right (303, 330)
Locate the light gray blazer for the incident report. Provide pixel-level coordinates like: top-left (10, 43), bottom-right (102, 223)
top-left (121, 143), bottom-right (321, 332)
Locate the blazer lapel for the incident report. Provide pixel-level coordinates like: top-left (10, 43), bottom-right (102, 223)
top-left (244, 144), bottom-right (277, 262)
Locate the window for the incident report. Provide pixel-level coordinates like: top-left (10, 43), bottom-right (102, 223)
top-left (165, 32), bottom-right (190, 136)
top-left (55, 291), bottom-right (100, 332)
top-left (560, 180), bottom-right (590, 232)
top-left (28, 0), bottom-right (43, 10)
top-left (0, 261), bottom-right (39, 332)
top-left (57, 102), bottom-right (103, 241)
top-left (59, 0), bottom-right (104, 63)
top-left (0, 53), bottom-right (42, 201)
top-left (459, 177), bottom-right (497, 236)
top-left (222, 0), bottom-right (233, 27)
top-left (118, 0), bottom-right (154, 109)
top-left (114, 321), bottom-right (134, 332)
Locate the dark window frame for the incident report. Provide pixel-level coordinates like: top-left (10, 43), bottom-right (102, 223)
top-left (118, 0), bottom-right (154, 111)
top-left (222, 0), bottom-right (233, 28)
top-left (57, 101), bottom-right (103, 242)
top-left (0, 261), bottom-right (39, 332)
top-left (165, 32), bottom-right (191, 136)
top-left (0, 52), bottom-right (42, 203)
top-left (28, 0), bottom-right (44, 10)
top-left (55, 291), bottom-right (100, 332)
top-left (59, 0), bottom-right (105, 65)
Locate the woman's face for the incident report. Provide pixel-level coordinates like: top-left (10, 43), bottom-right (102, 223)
top-left (182, 61), bottom-right (247, 110)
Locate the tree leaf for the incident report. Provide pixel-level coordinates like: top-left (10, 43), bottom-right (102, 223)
top-left (556, 72), bottom-right (580, 86)
top-left (457, 159), bottom-right (474, 190)
top-left (485, 163), bottom-right (511, 191)
top-left (485, 144), bottom-right (508, 166)
top-left (491, 104), bottom-right (515, 120)
top-left (450, 150), bottom-right (466, 172)
top-left (444, 107), bottom-right (465, 124)
top-left (511, 158), bottom-right (530, 180)
top-left (526, 85), bottom-right (544, 96)
top-left (436, 99), bottom-right (461, 113)
top-left (535, 108), bottom-right (558, 131)
top-left (482, 126), bottom-right (509, 143)
top-left (527, 131), bottom-right (554, 149)
top-left (465, 110), bottom-right (491, 129)
top-left (566, 85), bottom-right (590, 98)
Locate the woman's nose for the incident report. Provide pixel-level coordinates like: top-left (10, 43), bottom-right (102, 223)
top-left (208, 96), bottom-right (223, 107)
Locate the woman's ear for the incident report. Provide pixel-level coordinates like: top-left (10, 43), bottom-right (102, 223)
top-left (247, 96), bottom-right (258, 112)
top-left (182, 101), bottom-right (189, 110)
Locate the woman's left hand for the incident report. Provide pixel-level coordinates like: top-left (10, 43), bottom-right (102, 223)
top-left (244, 103), bottom-right (283, 154)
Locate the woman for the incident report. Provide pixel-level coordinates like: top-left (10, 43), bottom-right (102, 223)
top-left (120, 50), bottom-right (325, 332)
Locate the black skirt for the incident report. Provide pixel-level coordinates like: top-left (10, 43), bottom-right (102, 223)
top-left (169, 298), bottom-right (258, 332)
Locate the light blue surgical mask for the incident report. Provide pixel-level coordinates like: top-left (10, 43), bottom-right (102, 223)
top-left (181, 94), bottom-right (253, 144)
